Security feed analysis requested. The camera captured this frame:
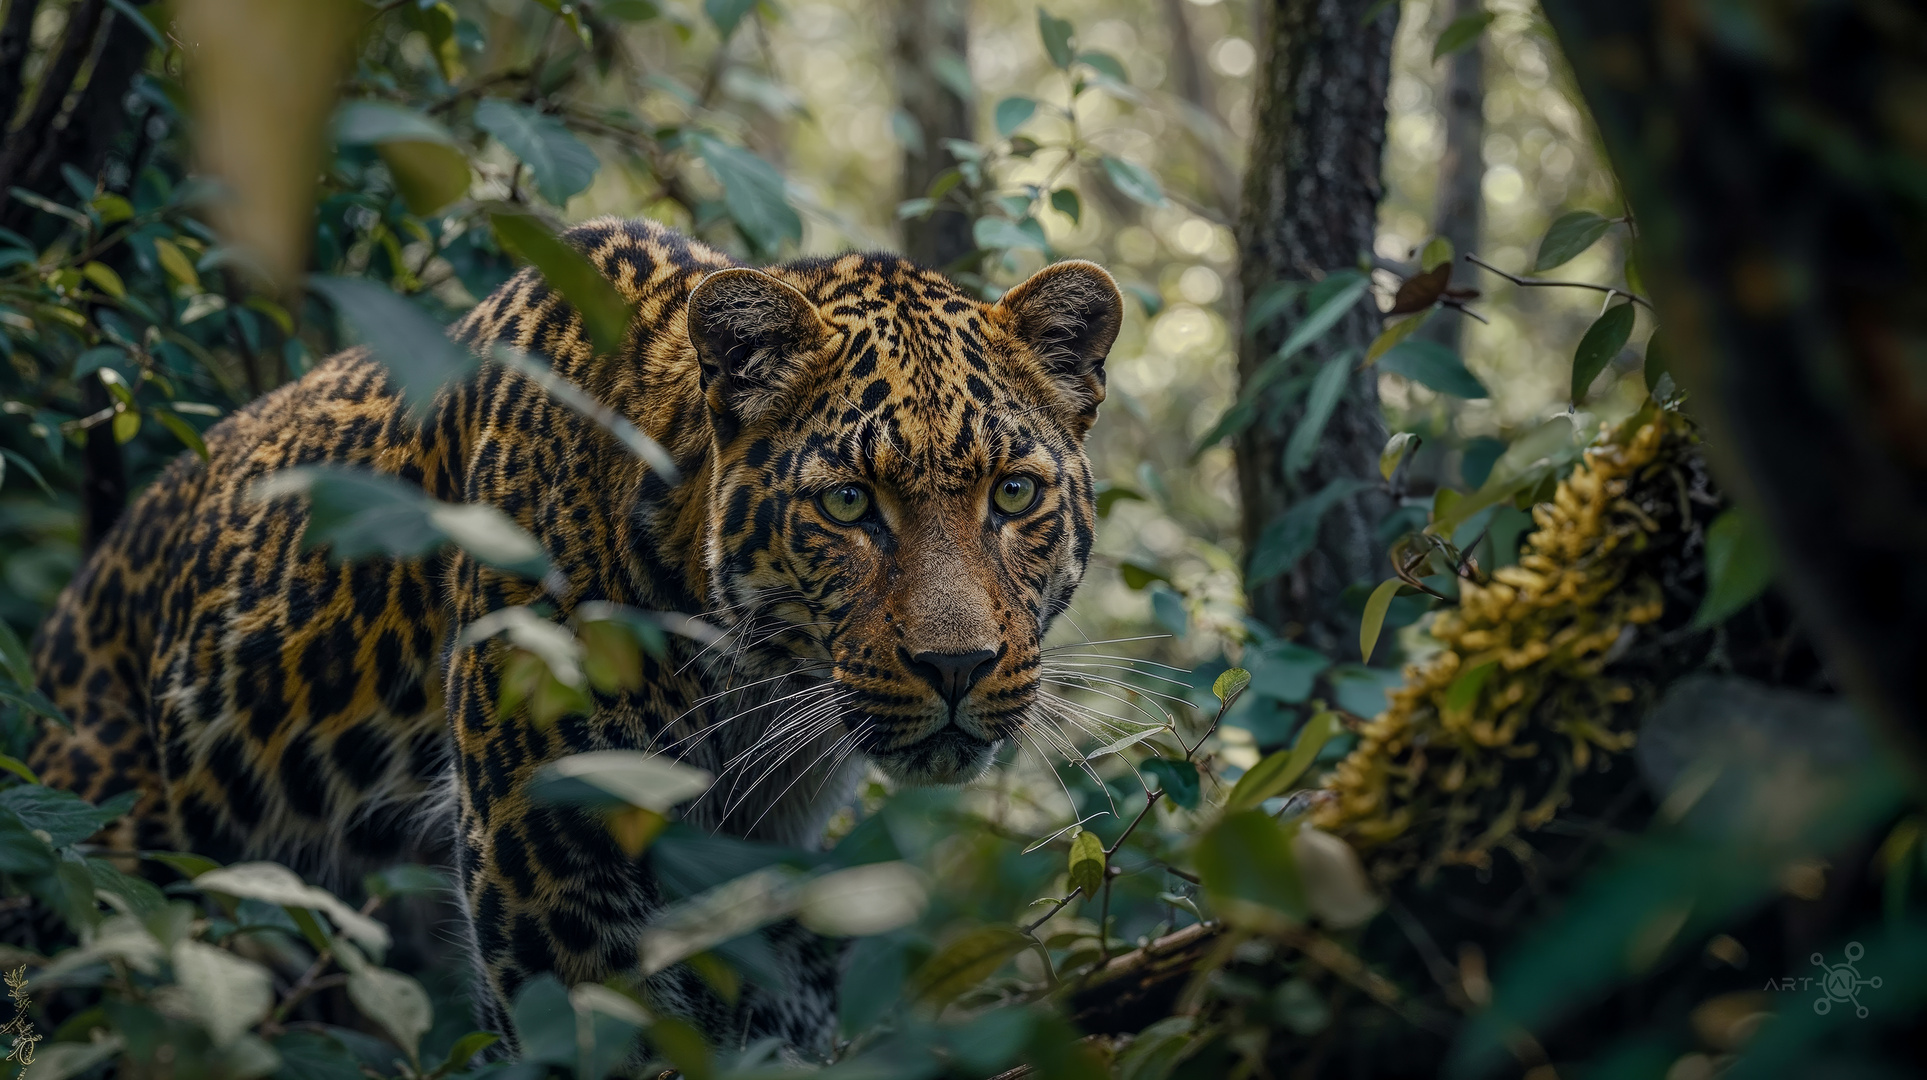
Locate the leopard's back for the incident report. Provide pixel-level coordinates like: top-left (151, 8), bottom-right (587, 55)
top-left (28, 217), bottom-right (737, 882)
top-left (29, 349), bottom-right (458, 874)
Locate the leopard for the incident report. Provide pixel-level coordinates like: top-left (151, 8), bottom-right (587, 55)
top-left (25, 216), bottom-right (1124, 1054)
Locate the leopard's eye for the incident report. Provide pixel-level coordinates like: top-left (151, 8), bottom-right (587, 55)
top-left (819, 484), bottom-right (872, 524)
top-left (992, 475), bottom-right (1040, 516)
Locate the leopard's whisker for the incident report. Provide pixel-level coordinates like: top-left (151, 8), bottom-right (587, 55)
top-left (746, 721), bottom-right (867, 835)
top-left (1043, 651), bottom-right (1192, 673)
top-left (1040, 677), bottom-right (1178, 729)
top-left (1041, 667), bottom-right (1196, 710)
top-left (1041, 634), bottom-right (1173, 653)
top-left (719, 701), bottom-right (852, 821)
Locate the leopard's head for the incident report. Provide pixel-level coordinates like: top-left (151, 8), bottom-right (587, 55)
top-left (689, 254), bottom-right (1122, 784)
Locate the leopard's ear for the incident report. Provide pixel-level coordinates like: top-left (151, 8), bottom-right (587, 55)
top-left (992, 260), bottom-right (1124, 436)
top-left (687, 268), bottom-right (828, 440)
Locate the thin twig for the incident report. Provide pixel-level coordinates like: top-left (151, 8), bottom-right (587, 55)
top-left (1465, 252), bottom-right (1655, 311)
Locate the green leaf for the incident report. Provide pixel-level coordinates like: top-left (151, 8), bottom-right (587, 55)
top-left (1212, 667), bottom-right (1251, 705)
top-left (1380, 432), bottom-right (1419, 482)
top-left (194, 862), bottom-right (392, 951)
top-left (82, 261), bottom-right (125, 299)
top-left (309, 275), bottom-right (473, 405)
top-left (1077, 50), bottom-right (1129, 84)
top-left (1445, 659), bottom-right (1497, 711)
top-left (1379, 339), bottom-right (1490, 398)
top-left (1037, 7), bottom-right (1075, 69)
top-left (105, 0), bottom-right (166, 48)
top-left (1534, 210), bottom-right (1613, 271)
top-left (0, 607), bottom-right (36, 687)
top-left (1571, 302), bottom-right (1636, 403)
top-left (1049, 187), bottom-right (1081, 224)
top-left (488, 208), bottom-right (635, 355)
top-left (153, 237), bottom-right (202, 292)
top-left (1429, 416), bottom-right (1578, 538)
top-left (435, 1032), bottom-right (500, 1077)
top-left (1094, 483), bottom-right (1141, 516)
top-left (528, 749), bottom-right (711, 813)
top-left (346, 964), bottom-right (434, 1066)
top-left (1644, 333), bottom-right (1669, 393)
top-left (1150, 583), bottom-right (1188, 637)
top-left (1327, 664), bottom-right (1404, 718)
top-left (1100, 154), bottom-right (1165, 207)
top-left (1119, 561), bottom-right (1170, 590)
top-left (1243, 280), bottom-right (1302, 335)
top-left (840, 936), bottom-right (909, 1035)
top-left (1122, 280), bottom-right (1162, 316)
top-left (376, 141), bottom-right (473, 216)
top-left (512, 976), bottom-right (576, 1065)
top-left (1083, 725), bottom-right (1167, 763)
top-left (335, 99), bottom-right (458, 145)
top-left (1359, 578), bottom-right (1401, 663)
top-left (1364, 310), bottom-right (1430, 365)
top-left (1420, 235), bottom-right (1454, 271)
top-left (272, 1031), bottom-right (365, 1080)
top-left (1693, 508), bottom-right (1775, 629)
top-left (1196, 810), bottom-right (1305, 925)
top-left (0, 785), bottom-right (137, 848)
top-left (88, 857), bottom-right (166, 916)
top-left (364, 864), bottom-right (448, 900)
top-left (909, 925), bottom-right (1032, 1006)
top-left (1144, 757), bottom-right (1200, 809)
top-left (704, 0), bottom-right (759, 37)
top-left (1275, 272), bottom-right (1368, 368)
top-left (691, 133), bottom-right (803, 257)
top-left (932, 50), bottom-right (974, 100)
top-left (994, 96), bottom-right (1037, 138)
top-left (1433, 10), bottom-right (1495, 62)
top-left (1067, 828), bottom-right (1105, 896)
top-left (1248, 478), bottom-right (1374, 585)
top-left (0, 448), bottom-right (52, 497)
top-left (155, 409), bottom-right (209, 460)
top-left (973, 216), bottom-right (1050, 253)
top-left (474, 99), bottom-right (599, 206)
top-left (1245, 641), bottom-right (1328, 704)
top-left (0, 809), bottom-right (55, 876)
top-left (1283, 351), bottom-right (1356, 474)
top-left (1225, 708), bottom-right (1341, 811)
top-left (174, 939), bottom-right (274, 1046)
top-left (252, 465), bottom-right (552, 579)
top-left (0, 753), bottom-right (37, 784)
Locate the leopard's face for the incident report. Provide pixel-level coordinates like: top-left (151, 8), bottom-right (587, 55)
top-left (690, 256), bottom-right (1123, 784)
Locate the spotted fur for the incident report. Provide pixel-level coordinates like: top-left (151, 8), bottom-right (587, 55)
top-left (27, 218), bottom-right (1123, 1051)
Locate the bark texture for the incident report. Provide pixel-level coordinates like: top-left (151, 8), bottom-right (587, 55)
top-left (1235, 0), bottom-right (1400, 649)
top-left (1540, 3), bottom-right (1927, 768)
top-left (893, 0), bottom-right (974, 270)
top-left (1420, 0), bottom-right (1483, 351)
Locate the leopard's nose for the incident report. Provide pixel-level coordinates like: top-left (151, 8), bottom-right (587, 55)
top-left (905, 648), bottom-right (998, 706)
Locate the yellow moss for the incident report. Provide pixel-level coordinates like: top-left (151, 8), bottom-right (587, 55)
top-left (1312, 408), bottom-right (1695, 881)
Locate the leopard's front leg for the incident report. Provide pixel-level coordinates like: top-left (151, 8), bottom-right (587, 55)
top-left (445, 644), bottom-right (838, 1055)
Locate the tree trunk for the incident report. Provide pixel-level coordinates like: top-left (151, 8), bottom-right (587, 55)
top-left (0, 0), bottom-right (106, 211)
top-left (1234, 0), bottom-right (1400, 650)
top-left (0, 0), bottom-right (43, 133)
top-left (12, 2), bottom-right (154, 220)
top-left (892, 0), bottom-right (974, 271)
top-left (1420, 0), bottom-right (1482, 352)
top-left (1160, 0), bottom-right (1238, 215)
top-left (1539, 3), bottom-right (1927, 768)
